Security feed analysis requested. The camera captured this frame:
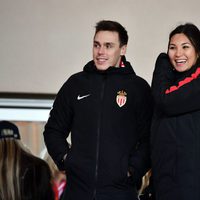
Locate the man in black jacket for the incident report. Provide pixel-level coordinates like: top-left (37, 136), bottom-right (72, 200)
top-left (43, 20), bottom-right (153, 200)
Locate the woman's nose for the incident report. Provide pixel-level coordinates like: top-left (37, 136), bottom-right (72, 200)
top-left (175, 48), bottom-right (183, 57)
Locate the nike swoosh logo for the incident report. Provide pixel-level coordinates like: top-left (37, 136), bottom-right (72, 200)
top-left (77, 94), bottom-right (91, 100)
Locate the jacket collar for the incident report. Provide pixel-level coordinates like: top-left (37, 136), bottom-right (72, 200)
top-left (83, 56), bottom-right (136, 75)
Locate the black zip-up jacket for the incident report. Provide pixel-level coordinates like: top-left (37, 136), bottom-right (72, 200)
top-left (44, 56), bottom-right (153, 200)
top-left (151, 53), bottom-right (200, 200)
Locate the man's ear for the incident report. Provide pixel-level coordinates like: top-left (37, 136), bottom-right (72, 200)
top-left (120, 45), bottom-right (127, 56)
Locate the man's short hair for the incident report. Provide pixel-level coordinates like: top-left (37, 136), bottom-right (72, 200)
top-left (95, 20), bottom-right (128, 47)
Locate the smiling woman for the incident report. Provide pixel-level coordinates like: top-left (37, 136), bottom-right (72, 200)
top-left (168, 31), bottom-right (200, 72)
top-left (151, 23), bottom-right (200, 200)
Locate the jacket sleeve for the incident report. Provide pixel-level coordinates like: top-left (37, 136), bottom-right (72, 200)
top-left (151, 53), bottom-right (200, 116)
top-left (43, 78), bottom-right (73, 170)
top-left (128, 79), bottom-right (153, 182)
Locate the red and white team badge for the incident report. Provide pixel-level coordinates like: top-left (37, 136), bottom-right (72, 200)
top-left (116, 90), bottom-right (127, 107)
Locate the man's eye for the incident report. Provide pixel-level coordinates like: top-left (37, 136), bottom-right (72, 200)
top-left (106, 44), bottom-right (112, 48)
top-left (94, 44), bottom-right (99, 48)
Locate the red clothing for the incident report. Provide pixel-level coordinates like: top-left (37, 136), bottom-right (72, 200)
top-left (53, 180), bottom-right (66, 200)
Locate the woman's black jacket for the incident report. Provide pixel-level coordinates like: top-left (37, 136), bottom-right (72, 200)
top-left (151, 53), bottom-right (200, 200)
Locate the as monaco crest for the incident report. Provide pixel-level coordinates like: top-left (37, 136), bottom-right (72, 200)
top-left (116, 90), bottom-right (127, 107)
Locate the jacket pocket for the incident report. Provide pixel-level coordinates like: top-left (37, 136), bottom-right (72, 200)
top-left (119, 154), bottom-right (134, 185)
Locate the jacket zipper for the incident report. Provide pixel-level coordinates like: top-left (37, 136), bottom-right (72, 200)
top-left (93, 75), bottom-right (106, 199)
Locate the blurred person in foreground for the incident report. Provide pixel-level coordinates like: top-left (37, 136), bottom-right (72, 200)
top-left (0, 120), bottom-right (54, 200)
